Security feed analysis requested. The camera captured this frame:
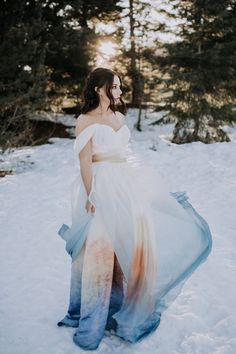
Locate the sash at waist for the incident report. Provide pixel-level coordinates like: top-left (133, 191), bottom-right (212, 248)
top-left (92, 153), bottom-right (127, 163)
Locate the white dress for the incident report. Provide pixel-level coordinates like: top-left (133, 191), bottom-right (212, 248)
top-left (57, 123), bottom-right (212, 350)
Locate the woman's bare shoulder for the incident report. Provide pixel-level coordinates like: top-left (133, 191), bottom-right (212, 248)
top-left (115, 111), bottom-right (126, 124)
top-left (75, 114), bottom-right (97, 137)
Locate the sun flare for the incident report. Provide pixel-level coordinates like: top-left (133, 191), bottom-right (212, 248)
top-left (99, 41), bottom-right (118, 56)
top-left (96, 40), bottom-right (118, 66)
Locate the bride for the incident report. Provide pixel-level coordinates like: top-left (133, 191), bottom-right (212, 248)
top-left (57, 67), bottom-right (212, 350)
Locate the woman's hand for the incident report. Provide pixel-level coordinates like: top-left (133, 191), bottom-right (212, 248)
top-left (85, 200), bottom-right (96, 214)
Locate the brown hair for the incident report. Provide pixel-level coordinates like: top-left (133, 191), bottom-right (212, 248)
top-left (81, 67), bottom-right (126, 115)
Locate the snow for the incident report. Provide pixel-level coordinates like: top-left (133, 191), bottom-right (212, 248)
top-left (0, 109), bottom-right (236, 354)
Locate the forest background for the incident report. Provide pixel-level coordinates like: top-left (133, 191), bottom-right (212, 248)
top-left (1, 0), bottom-right (236, 149)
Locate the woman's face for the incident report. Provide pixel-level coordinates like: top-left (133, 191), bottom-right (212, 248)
top-left (97, 75), bottom-right (122, 104)
top-left (111, 75), bottom-right (122, 103)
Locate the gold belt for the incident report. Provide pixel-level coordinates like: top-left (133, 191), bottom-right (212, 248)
top-left (92, 153), bottom-right (127, 163)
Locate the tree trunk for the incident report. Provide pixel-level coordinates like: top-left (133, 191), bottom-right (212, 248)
top-left (129, 0), bottom-right (142, 107)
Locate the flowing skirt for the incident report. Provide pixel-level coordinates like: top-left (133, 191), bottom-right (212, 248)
top-left (57, 158), bottom-right (212, 350)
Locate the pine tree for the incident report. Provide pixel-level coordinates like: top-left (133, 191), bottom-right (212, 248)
top-left (44, 0), bottom-right (122, 109)
top-left (158, 0), bottom-right (236, 143)
top-left (0, 0), bottom-right (122, 148)
top-left (111, 0), bottom-right (164, 128)
top-left (0, 0), bottom-right (48, 147)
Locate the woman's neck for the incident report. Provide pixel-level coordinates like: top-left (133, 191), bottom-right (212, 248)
top-left (97, 101), bottom-right (110, 114)
top-left (90, 103), bottom-right (115, 119)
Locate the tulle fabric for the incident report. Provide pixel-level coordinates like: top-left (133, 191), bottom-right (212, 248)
top-left (58, 123), bottom-right (212, 346)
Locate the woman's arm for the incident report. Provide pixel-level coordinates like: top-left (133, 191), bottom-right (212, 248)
top-left (75, 116), bottom-right (95, 212)
top-left (79, 140), bottom-right (93, 199)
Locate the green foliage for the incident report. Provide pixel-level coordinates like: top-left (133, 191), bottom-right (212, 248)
top-left (0, 0), bottom-right (121, 148)
top-left (44, 0), bottom-right (122, 106)
top-left (0, 0), bottom-right (48, 148)
top-left (0, 1), bottom-right (47, 117)
top-left (158, 0), bottom-right (236, 143)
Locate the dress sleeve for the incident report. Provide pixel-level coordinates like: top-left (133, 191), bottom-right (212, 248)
top-left (73, 125), bottom-right (96, 158)
top-left (73, 124), bottom-right (97, 208)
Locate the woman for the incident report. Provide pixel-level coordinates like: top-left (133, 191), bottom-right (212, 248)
top-left (57, 67), bottom-right (212, 350)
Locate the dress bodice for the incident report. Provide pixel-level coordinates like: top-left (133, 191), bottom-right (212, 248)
top-left (91, 124), bottom-right (130, 154)
top-left (74, 123), bottom-right (131, 157)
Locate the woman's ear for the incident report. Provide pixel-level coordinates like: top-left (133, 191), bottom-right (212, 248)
top-left (95, 86), bottom-right (101, 96)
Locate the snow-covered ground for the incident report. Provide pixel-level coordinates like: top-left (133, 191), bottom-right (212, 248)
top-left (0, 110), bottom-right (236, 354)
